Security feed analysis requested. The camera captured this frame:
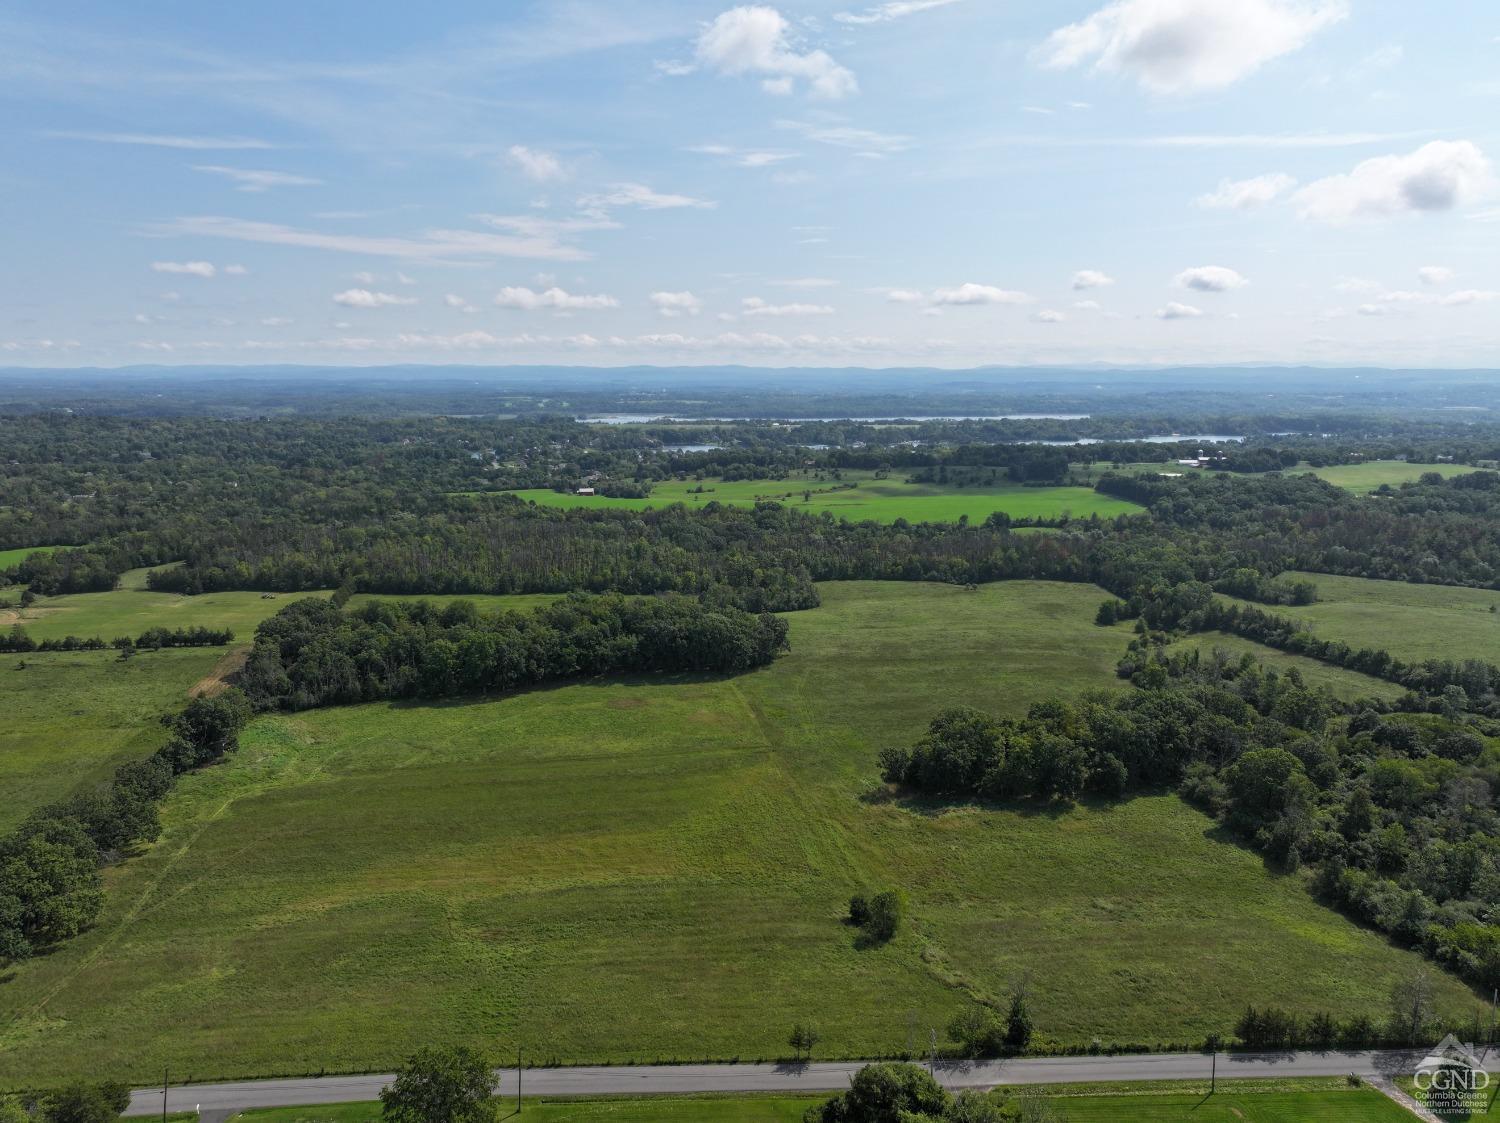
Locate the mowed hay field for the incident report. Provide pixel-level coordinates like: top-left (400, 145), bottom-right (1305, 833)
top-left (0, 582), bottom-right (1475, 1084)
top-left (0, 544), bottom-right (62, 571)
top-left (505, 469), bottom-right (1140, 523)
top-left (1228, 572), bottom-right (1500, 666)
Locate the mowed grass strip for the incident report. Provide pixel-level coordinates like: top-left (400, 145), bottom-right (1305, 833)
top-left (503, 469), bottom-right (1140, 524)
top-left (1050, 1087), bottom-right (1411, 1121)
top-left (0, 583), bottom-right (1477, 1083)
top-left (1226, 572), bottom-right (1500, 667)
top-left (1165, 632), bottom-right (1405, 703)
top-left (231, 1097), bottom-right (820, 1123)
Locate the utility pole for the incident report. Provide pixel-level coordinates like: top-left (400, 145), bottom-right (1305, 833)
top-left (1211, 1048), bottom-right (1217, 1095)
top-left (516, 1045), bottom-right (522, 1115)
top-left (162, 1070), bottom-right (168, 1123)
top-left (928, 1028), bottom-right (938, 1077)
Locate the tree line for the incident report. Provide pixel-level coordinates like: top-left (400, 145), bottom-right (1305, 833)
top-left (1, 624), bottom-right (234, 653)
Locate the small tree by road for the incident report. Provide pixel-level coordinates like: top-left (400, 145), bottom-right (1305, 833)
top-left (380, 1046), bottom-right (497, 1123)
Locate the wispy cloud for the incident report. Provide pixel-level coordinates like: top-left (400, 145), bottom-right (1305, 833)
top-left (577, 183), bottom-right (716, 211)
top-left (835, 0), bottom-right (963, 26)
top-left (193, 166), bottom-right (323, 192)
top-left (43, 130), bottom-right (275, 150)
top-left (148, 216), bottom-right (596, 263)
top-left (776, 119), bottom-right (911, 156)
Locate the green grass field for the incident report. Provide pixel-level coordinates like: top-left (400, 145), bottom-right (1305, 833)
top-left (7, 572), bottom-right (569, 645)
top-left (503, 470), bottom-right (1141, 524)
top-left (230, 1097), bottom-right (819, 1123)
top-left (217, 1079), bottom-right (1414, 1123)
top-left (0, 544), bottom-right (62, 572)
top-left (1165, 632), bottom-right (1405, 703)
top-left (0, 581), bottom-right (1474, 1085)
top-left (1306, 461), bottom-right (1486, 493)
top-left (0, 647), bottom-right (229, 832)
top-left (1228, 572), bottom-right (1500, 667)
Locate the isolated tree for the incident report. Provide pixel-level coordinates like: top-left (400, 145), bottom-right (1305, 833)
top-left (1005, 979), bottom-right (1035, 1054)
top-left (789, 1022), bottom-right (821, 1059)
top-left (866, 890), bottom-right (906, 943)
top-left (380, 1046), bottom-right (496, 1123)
top-left (1390, 967), bottom-right (1435, 1045)
top-left (804, 1062), bottom-right (950, 1123)
top-left (43, 1082), bottom-right (130, 1123)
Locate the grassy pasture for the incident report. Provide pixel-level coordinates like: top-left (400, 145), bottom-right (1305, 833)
top-left (1165, 632), bottom-right (1405, 703)
top-left (0, 544), bottom-right (62, 571)
top-left (0, 581), bottom-right (1475, 1084)
top-left (1228, 572), bottom-right (1500, 667)
top-left (1051, 1087), bottom-right (1411, 1121)
top-left (1306, 460), bottom-right (1485, 493)
top-left (0, 647), bottom-right (228, 831)
top-left (504, 469), bottom-right (1140, 523)
top-left (7, 572), bottom-right (569, 645)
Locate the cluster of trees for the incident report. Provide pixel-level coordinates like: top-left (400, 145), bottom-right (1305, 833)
top-left (848, 889), bottom-right (905, 943)
top-left (1211, 567), bottom-right (1317, 606)
top-left (239, 593), bottom-right (789, 711)
top-left (1, 1082), bottom-right (132, 1123)
top-left (0, 692), bottom-right (250, 963)
top-left (946, 988), bottom-right (1035, 1058)
top-left (0, 624), bottom-right (233, 653)
top-left (1186, 599), bottom-right (1500, 714)
top-left (880, 648), bottom-right (1500, 991)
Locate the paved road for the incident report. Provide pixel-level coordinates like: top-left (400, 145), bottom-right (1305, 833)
top-left (125, 1048), bottom-right (1464, 1115)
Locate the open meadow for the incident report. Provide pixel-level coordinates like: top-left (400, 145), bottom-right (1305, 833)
top-left (0, 582), bottom-right (1474, 1084)
top-left (1227, 572), bottom-right (1500, 666)
top-left (504, 470), bottom-right (1140, 523)
top-left (1306, 460), bottom-right (1486, 493)
top-left (0, 544), bottom-right (61, 572)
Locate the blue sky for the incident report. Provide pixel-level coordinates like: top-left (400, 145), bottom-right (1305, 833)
top-left (2, 0), bottom-right (1498, 368)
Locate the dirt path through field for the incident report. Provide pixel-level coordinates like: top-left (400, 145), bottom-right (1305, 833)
top-left (189, 645), bottom-right (250, 698)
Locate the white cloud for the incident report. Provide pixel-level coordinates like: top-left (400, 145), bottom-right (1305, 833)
top-left (43, 130), bottom-right (274, 150)
top-left (1442, 290), bottom-right (1500, 306)
top-left (688, 144), bottom-right (799, 168)
top-left (1073, 299), bottom-right (1102, 311)
top-left (1294, 140), bottom-right (1495, 222)
top-left (1175, 265), bottom-right (1249, 292)
top-left (776, 119), bottom-right (911, 155)
top-left (1033, 309), bottom-right (1066, 324)
top-left (193, 166), bottom-right (322, 192)
top-left (151, 261), bottom-right (217, 278)
top-left (260, 317), bottom-right (294, 326)
top-left (651, 291), bottom-right (704, 317)
top-left (508, 145), bottom-right (566, 182)
top-left (741, 296), bottom-right (834, 317)
top-left (494, 286), bottom-right (620, 311)
top-left (1072, 269), bottom-right (1115, 290)
top-left (773, 277), bottom-right (838, 288)
top-left (694, 6), bottom-right (858, 100)
top-left (223, 264), bottom-right (249, 275)
top-left (152, 216), bottom-right (595, 263)
top-left (884, 289), bottom-right (926, 304)
top-left (578, 183), bottom-right (716, 211)
top-left (333, 288), bottom-right (417, 308)
top-left (444, 294), bottom-right (477, 313)
top-left (930, 283), bottom-right (1031, 306)
top-left (1195, 172), bottom-right (1297, 210)
top-left (1157, 301), bottom-right (1204, 319)
top-left (1417, 265), bottom-right (1455, 286)
top-left (835, 0), bottom-right (962, 25)
top-left (1038, 0), bottom-right (1349, 94)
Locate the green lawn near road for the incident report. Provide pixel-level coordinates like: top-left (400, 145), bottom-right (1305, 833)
top-left (0, 647), bottom-right (227, 831)
top-left (1, 581), bottom-right (1474, 1084)
top-left (1165, 632), bottom-right (1405, 703)
top-left (503, 469), bottom-right (1141, 523)
top-left (1227, 572), bottom-right (1500, 667)
top-left (231, 1097), bottom-right (819, 1123)
top-left (1307, 460), bottom-right (1485, 493)
top-left (1053, 1087), bottom-right (1411, 1120)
